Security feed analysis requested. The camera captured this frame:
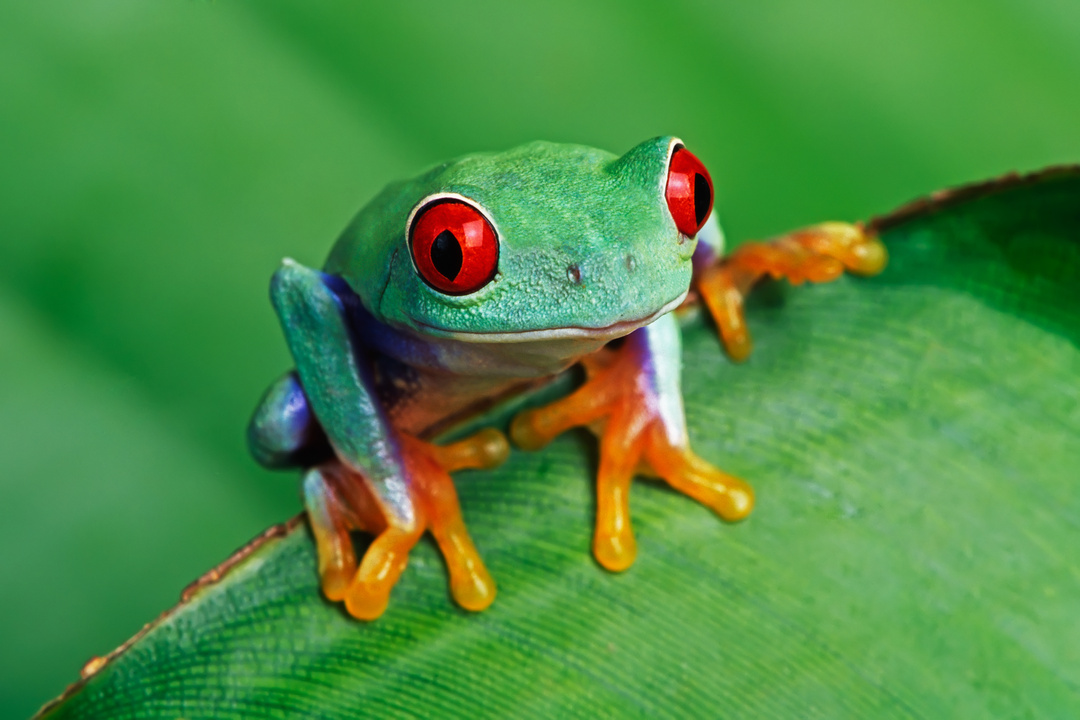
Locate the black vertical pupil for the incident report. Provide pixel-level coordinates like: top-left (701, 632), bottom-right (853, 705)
top-left (431, 229), bottom-right (463, 281)
top-left (693, 173), bottom-right (711, 227)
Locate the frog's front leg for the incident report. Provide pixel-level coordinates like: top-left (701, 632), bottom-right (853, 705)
top-left (697, 222), bottom-right (887, 361)
top-left (272, 260), bottom-right (507, 619)
top-left (510, 313), bottom-right (753, 571)
top-left (302, 429), bottom-right (507, 618)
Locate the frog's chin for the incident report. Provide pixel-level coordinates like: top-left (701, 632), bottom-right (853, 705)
top-left (410, 291), bottom-right (688, 344)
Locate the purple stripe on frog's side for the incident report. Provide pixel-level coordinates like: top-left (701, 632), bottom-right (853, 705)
top-left (692, 238), bottom-right (719, 275)
top-left (324, 273), bottom-right (448, 371)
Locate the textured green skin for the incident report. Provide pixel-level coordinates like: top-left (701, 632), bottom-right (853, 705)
top-left (325, 136), bottom-right (694, 335)
top-left (37, 169), bottom-right (1080, 719)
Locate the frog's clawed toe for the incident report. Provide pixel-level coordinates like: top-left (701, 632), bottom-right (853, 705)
top-left (304, 429), bottom-right (507, 620)
top-left (698, 222), bottom-right (887, 362)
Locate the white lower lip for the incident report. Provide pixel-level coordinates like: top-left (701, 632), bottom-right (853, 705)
top-left (412, 291), bottom-right (688, 344)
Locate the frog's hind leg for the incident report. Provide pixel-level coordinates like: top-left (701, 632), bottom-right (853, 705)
top-left (248, 371), bottom-right (331, 469)
top-left (697, 222), bottom-right (887, 362)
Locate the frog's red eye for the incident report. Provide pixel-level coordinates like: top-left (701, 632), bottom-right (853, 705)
top-left (410, 199), bottom-right (499, 295)
top-left (665, 146), bottom-right (714, 236)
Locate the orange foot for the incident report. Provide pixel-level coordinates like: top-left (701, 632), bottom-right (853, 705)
top-left (698, 222), bottom-right (887, 362)
top-left (303, 428), bottom-right (508, 620)
top-left (510, 327), bottom-right (753, 572)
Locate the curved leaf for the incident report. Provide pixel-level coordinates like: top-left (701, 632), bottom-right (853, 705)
top-left (38, 169), bottom-right (1080, 718)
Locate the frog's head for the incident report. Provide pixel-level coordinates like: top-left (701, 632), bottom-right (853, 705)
top-left (327, 136), bottom-right (714, 345)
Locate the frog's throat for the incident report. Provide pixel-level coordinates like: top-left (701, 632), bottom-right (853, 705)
top-left (410, 290), bottom-right (688, 344)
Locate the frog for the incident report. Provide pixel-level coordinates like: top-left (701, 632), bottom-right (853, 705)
top-left (247, 136), bottom-right (887, 621)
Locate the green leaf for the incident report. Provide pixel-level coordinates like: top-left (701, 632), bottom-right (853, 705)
top-left (37, 169), bottom-right (1080, 718)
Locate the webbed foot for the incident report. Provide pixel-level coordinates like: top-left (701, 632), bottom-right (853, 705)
top-left (510, 330), bottom-right (753, 572)
top-left (698, 222), bottom-right (886, 362)
top-left (304, 428), bottom-right (508, 620)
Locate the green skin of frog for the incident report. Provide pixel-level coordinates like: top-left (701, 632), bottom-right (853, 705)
top-left (247, 135), bottom-right (887, 620)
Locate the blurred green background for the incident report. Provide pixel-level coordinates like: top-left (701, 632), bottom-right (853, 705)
top-left (1, 1), bottom-right (1078, 717)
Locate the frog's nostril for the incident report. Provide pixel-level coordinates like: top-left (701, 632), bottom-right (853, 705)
top-left (625, 254), bottom-right (636, 272)
top-left (567, 264), bottom-right (582, 285)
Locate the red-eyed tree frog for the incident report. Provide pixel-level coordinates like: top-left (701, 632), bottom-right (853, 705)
top-left (247, 137), bottom-right (887, 620)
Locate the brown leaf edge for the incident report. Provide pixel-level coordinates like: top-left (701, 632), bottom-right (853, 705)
top-left (32, 162), bottom-right (1080, 719)
top-left (867, 164), bottom-right (1079, 233)
top-left (33, 517), bottom-right (305, 718)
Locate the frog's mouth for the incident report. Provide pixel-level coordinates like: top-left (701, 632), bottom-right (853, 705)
top-left (411, 290), bottom-right (688, 343)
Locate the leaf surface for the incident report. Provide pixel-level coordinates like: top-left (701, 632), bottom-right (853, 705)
top-left (38, 169), bottom-right (1080, 719)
